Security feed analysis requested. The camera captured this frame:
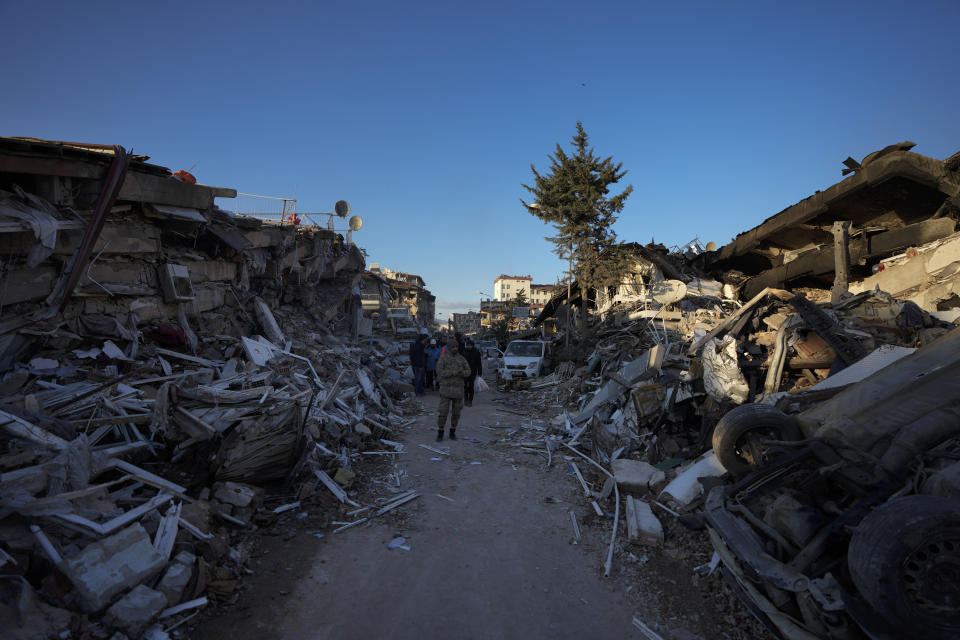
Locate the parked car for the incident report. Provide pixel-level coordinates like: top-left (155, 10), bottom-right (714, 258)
top-left (704, 327), bottom-right (960, 640)
top-left (496, 340), bottom-right (551, 382)
top-left (474, 340), bottom-right (500, 359)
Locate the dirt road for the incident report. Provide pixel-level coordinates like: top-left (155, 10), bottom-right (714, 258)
top-left (196, 376), bottom-right (765, 640)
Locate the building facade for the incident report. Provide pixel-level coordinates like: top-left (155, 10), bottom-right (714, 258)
top-left (450, 310), bottom-right (483, 335)
top-left (530, 283), bottom-right (558, 306)
top-left (493, 275), bottom-right (531, 302)
top-left (369, 263), bottom-right (436, 329)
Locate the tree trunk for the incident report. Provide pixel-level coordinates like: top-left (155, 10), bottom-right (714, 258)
top-left (578, 281), bottom-right (589, 341)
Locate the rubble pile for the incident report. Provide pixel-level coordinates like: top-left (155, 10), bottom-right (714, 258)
top-left (489, 280), bottom-right (957, 637)
top-left (505, 142), bottom-right (960, 636)
top-left (522, 141), bottom-right (960, 527)
top-left (0, 138), bottom-right (422, 638)
top-left (519, 283), bottom-right (952, 520)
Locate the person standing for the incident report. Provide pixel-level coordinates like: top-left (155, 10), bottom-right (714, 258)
top-left (436, 338), bottom-right (470, 441)
top-left (410, 333), bottom-right (428, 396)
top-left (461, 339), bottom-right (482, 406)
top-left (425, 338), bottom-right (441, 391)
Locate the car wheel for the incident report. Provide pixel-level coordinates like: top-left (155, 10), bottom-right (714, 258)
top-left (711, 403), bottom-right (803, 476)
top-left (847, 495), bottom-right (960, 640)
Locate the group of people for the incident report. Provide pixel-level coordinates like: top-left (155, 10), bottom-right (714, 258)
top-left (409, 331), bottom-right (483, 441)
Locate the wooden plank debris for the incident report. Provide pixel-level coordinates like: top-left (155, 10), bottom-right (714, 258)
top-left (0, 409), bottom-right (70, 450)
top-left (159, 597), bottom-right (209, 619)
top-left (320, 370), bottom-right (347, 410)
top-left (632, 617), bottom-right (667, 640)
top-left (569, 510), bottom-right (581, 542)
top-left (418, 444), bottom-right (449, 456)
top-left (375, 492), bottom-right (420, 516)
top-left (109, 459), bottom-right (188, 495)
top-left (332, 518), bottom-right (368, 533)
top-left (272, 501), bottom-right (301, 514)
top-left (153, 502), bottom-right (181, 560)
top-left (30, 524), bottom-right (63, 565)
top-left (314, 468), bottom-right (360, 507)
top-left (177, 515), bottom-right (214, 540)
top-left (155, 347), bottom-right (222, 368)
top-left (570, 462), bottom-right (591, 497)
top-left (53, 492), bottom-right (173, 536)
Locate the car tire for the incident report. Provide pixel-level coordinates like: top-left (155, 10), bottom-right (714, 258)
top-left (711, 403), bottom-right (803, 476)
top-left (847, 495), bottom-right (960, 640)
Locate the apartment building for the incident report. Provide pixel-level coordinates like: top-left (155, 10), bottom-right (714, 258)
top-left (530, 283), bottom-right (558, 306)
top-left (493, 275), bottom-right (531, 302)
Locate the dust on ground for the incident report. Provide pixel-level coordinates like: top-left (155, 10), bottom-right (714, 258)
top-left (192, 380), bottom-right (769, 640)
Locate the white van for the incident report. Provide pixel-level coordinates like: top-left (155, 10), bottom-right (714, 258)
top-left (497, 340), bottom-right (550, 381)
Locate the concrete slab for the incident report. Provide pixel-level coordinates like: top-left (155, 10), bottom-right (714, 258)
top-left (811, 344), bottom-right (916, 391)
top-left (61, 523), bottom-right (166, 612)
top-left (103, 584), bottom-right (168, 637)
top-left (156, 561), bottom-right (192, 605)
top-left (610, 459), bottom-right (665, 493)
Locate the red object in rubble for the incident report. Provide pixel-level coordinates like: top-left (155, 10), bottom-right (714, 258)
top-left (286, 213), bottom-right (302, 225)
top-left (147, 325), bottom-right (187, 347)
top-left (173, 170), bottom-right (197, 184)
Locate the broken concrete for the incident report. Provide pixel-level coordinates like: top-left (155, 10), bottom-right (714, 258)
top-left (625, 497), bottom-right (663, 546)
top-left (103, 584), bottom-right (168, 638)
top-left (61, 523), bottom-right (166, 612)
top-left (155, 561), bottom-right (192, 606)
top-left (610, 459), bottom-right (665, 493)
top-left (212, 482), bottom-right (261, 509)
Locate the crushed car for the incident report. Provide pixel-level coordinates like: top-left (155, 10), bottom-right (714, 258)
top-left (705, 326), bottom-right (960, 640)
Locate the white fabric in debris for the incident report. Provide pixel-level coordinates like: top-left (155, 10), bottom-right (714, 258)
top-left (701, 335), bottom-right (749, 404)
top-left (0, 189), bottom-right (60, 267)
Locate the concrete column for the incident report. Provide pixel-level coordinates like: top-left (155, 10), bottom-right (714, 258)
top-left (831, 220), bottom-right (852, 304)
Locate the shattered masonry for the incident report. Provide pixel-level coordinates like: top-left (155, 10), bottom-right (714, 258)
top-left (519, 143), bottom-right (960, 640)
top-left (3, 137), bottom-right (960, 640)
top-left (0, 137), bottom-right (430, 639)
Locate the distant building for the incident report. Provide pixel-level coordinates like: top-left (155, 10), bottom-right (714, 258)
top-left (370, 264), bottom-right (436, 328)
top-left (480, 299), bottom-right (512, 328)
top-left (530, 283), bottom-right (558, 306)
top-left (493, 275), bottom-right (531, 302)
top-left (450, 310), bottom-right (483, 335)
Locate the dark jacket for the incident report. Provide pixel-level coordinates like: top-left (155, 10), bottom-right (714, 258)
top-left (462, 346), bottom-right (482, 378)
top-left (410, 338), bottom-right (427, 368)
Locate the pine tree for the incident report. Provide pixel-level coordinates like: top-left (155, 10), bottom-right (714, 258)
top-left (522, 122), bottom-right (633, 332)
top-left (513, 289), bottom-right (528, 307)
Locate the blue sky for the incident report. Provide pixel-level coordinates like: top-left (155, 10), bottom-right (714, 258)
top-left (2, 1), bottom-right (958, 321)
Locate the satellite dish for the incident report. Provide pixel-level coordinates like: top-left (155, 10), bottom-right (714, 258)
top-left (649, 279), bottom-right (687, 305)
top-left (334, 200), bottom-right (351, 218)
top-left (705, 241), bottom-right (717, 252)
top-left (348, 215), bottom-right (363, 231)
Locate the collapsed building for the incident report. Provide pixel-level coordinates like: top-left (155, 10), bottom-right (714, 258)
top-left (520, 142), bottom-right (960, 640)
top-left (700, 141), bottom-right (960, 313)
top-left (365, 265), bottom-right (436, 330)
top-left (0, 137), bottom-right (424, 638)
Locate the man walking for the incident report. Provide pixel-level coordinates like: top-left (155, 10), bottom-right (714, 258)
top-left (436, 338), bottom-right (470, 441)
top-left (462, 339), bottom-right (482, 407)
top-left (410, 333), bottom-right (428, 396)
